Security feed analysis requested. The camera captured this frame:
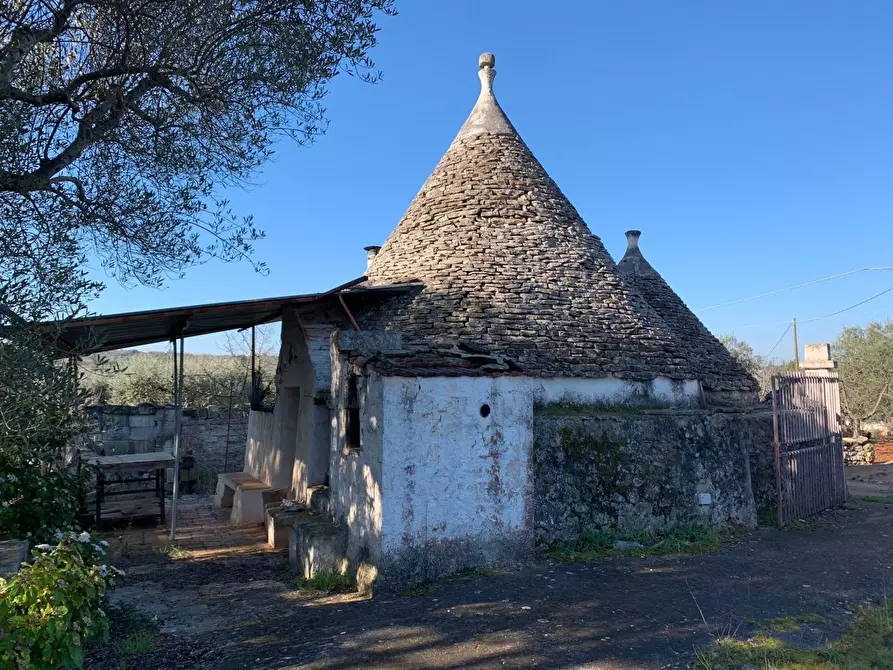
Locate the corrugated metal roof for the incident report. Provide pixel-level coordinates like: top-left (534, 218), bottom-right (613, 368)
top-left (39, 278), bottom-right (418, 355)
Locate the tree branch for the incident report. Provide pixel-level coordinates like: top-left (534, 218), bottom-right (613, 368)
top-left (860, 383), bottom-right (889, 421)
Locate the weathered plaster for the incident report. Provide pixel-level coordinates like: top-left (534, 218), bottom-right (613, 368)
top-left (377, 375), bottom-right (534, 586)
top-left (529, 376), bottom-right (701, 407)
top-left (244, 409), bottom-right (275, 485)
top-left (328, 342), bottom-right (384, 576)
top-left (275, 308), bottom-right (333, 499)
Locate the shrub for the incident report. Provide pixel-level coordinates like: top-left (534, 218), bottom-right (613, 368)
top-left (0, 466), bottom-right (90, 545)
top-left (0, 535), bottom-right (122, 669)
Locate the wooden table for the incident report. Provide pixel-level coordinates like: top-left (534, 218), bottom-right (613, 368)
top-left (81, 452), bottom-right (175, 527)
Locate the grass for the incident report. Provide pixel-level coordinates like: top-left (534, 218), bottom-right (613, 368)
top-left (84, 604), bottom-right (160, 669)
top-left (545, 523), bottom-right (725, 563)
top-left (695, 599), bottom-right (893, 669)
top-left (858, 494), bottom-right (893, 504)
top-left (401, 581), bottom-right (440, 597)
top-left (784, 518), bottom-right (820, 531)
top-left (120, 630), bottom-right (156, 656)
top-left (298, 569), bottom-right (354, 594)
top-left (154, 544), bottom-right (193, 559)
top-left (400, 566), bottom-right (509, 597)
top-left (756, 504), bottom-right (778, 526)
top-left (759, 612), bottom-right (824, 632)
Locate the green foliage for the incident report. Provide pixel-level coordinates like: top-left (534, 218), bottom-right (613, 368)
top-left (0, 467), bottom-right (91, 544)
top-left (0, 536), bottom-right (122, 669)
top-left (695, 599), bottom-right (893, 669)
top-left (80, 349), bottom-right (278, 410)
top-left (298, 570), bottom-right (354, 594)
top-left (720, 334), bottom-right (797, 397)
top-left (546, 523), bottom-right (724, 563)
top-left (0, 319), bottom-right (97, 544)
top-left (834, 320), bottom-right (893, 435)
top-left (1, 0), bottom-right (395, 292)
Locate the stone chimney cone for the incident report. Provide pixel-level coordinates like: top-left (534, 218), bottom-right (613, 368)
top-left (625, 230), bottom-right (641, 251)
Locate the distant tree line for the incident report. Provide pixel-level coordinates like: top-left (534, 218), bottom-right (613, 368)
top-left (722, 320), bottom-right (893, 436)
top-left (80, 345), bottom-right (278, 411)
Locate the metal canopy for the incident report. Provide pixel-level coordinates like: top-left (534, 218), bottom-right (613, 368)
top-left (39, 278), bottom-right (417, 355)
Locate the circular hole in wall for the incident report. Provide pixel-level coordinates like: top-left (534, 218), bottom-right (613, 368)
top-left (480, 404), bottom-right (491, 418)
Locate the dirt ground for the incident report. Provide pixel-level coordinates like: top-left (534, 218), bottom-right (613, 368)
top-left (846, 463), bottom-right (893, 496)
top-left (88, 492), bottom-right (893, 670)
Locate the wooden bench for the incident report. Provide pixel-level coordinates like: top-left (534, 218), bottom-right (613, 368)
top-left (214, 472), bottom-right (286, 525)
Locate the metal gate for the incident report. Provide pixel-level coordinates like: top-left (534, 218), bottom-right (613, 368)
top-left (771, 372), bottom-right (847, 526)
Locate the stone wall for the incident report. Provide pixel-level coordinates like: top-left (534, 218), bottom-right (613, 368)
top-left (843, 439), bottom-right (874, 465)
top-left (533, 407), bottom-right (775, 545)
top-left (85, 405), bottom-right (248, 489)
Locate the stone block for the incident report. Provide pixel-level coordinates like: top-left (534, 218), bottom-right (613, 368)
top-left (307, 485), bottom-right (331, 516)
top-left (0, 540), bottom-right (29, 577)
top-left (128, 414), bottom-right (156, 429)
top-left (287, 512), bottom-right (347, 579)
top-left (102, 440), bottom-right (133, 455)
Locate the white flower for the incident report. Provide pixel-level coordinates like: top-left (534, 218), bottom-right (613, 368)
top-left (77, 531), bottom-right (91, 543)
top-left (53, 530), bottom-right (63, 540)
top-left (92, 544), bottom-right (104, 553)
top-left (34, 544), bottom-right (52, 551)
top-left (99, 540), bottom-right (109, 547)
top-left (113, 567), bottom-right (125, 577)
top-left (7, 474), bottom-right (16, 483)
top-left (98, 565), bottom-right (109, 577)
top-left (82, 615), bottom-right (92, 627)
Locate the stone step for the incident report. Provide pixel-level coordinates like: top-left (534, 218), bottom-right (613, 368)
top-left (264, 501), bottom-right (308, 550)
top-left (283, 509), bottom-right (347, 580)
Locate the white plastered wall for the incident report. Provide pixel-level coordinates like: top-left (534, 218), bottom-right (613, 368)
top-left (326, 364), bottom-right (702, 577)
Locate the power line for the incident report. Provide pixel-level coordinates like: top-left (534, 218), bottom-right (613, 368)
top-left (801, 286), bottom-right (893, 324)
top-left (696, 266), bottom-right (893, 313)
top-left (765, 322), bottom-right (792, 358)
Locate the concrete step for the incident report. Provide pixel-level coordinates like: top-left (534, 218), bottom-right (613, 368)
top-left (264, 501), bottom-right (308, 549)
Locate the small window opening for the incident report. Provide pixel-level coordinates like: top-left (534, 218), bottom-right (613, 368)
top-left (345, 374), bottom-right (361, 449)
top-left (480, 403), bottom-right (491, 418)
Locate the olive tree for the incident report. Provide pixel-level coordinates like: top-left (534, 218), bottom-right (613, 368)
top-left (1, 0), bottom-right (395, 296)
top-left (833, 321), bottom-right (893, 437)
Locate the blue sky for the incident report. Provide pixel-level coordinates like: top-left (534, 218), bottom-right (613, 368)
top-left (89, 1), bottom-right (893, 360)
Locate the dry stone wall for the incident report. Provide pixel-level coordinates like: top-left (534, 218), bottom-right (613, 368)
top-left (85, 405), bottom-right (248, 489)
top-left (533, 407), bottom-right (775, 545)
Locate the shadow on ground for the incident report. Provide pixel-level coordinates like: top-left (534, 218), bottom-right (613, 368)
top-left (91, 501), bottom-right (893, 670)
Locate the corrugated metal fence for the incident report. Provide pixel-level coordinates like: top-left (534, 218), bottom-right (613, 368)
top-left (771, 372), bottom-right (847, 526)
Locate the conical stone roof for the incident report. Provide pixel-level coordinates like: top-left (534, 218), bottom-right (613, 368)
top-left (357, 54), bottom-right (696, 381)
top-left (617, 231), bottom-right (758, 394)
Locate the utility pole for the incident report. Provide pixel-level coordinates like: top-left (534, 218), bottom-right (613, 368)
top-left (792, 317), bottom-right (799, 369)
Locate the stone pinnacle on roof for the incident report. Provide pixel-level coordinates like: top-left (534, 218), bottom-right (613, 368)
top-left (455, 52), bottom-right (517, 139)
top-left (357, 54), bottom-right (701, 382)
top-left (617, 230), bottom-right (758, 395)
